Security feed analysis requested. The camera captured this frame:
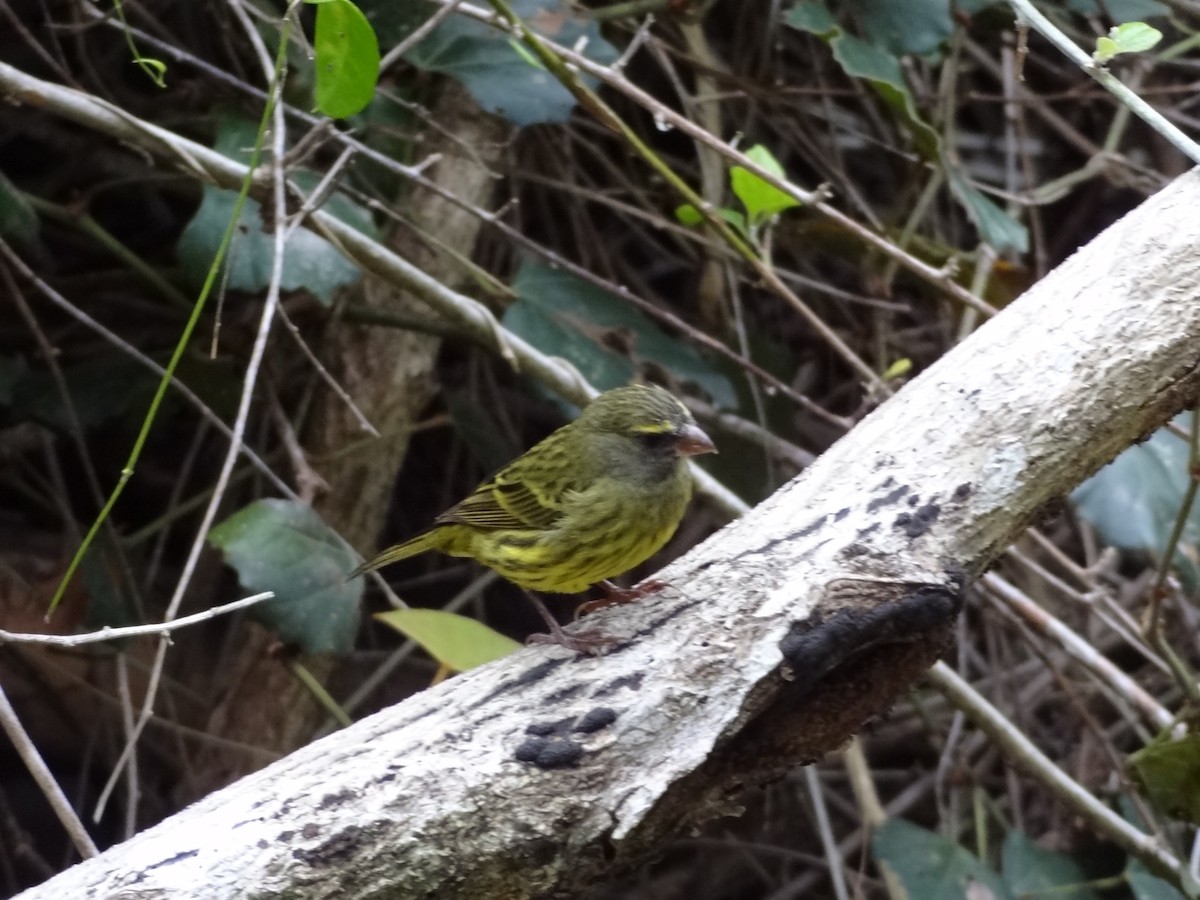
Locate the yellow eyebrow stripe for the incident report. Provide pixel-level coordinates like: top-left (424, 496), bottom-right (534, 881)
top-left (630, 421), bottom-right (674, 434)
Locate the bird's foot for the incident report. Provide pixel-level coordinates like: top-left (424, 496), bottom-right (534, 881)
top-left (574, 579), bottom-right (668, 620)
top-left (522, 590), bottom-right (620, 655)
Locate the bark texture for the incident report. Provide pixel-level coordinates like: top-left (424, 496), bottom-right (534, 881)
top-left (17, 164), bottom-right (1200, 898)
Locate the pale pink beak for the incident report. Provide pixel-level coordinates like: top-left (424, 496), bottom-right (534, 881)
top-left (676, 423), bottom-right (717, 457)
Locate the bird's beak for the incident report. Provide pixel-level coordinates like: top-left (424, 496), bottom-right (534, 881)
top-left (676, 423), bottom-right (717, 457)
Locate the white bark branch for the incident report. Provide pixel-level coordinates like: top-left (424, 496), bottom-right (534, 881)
top-left (7, 62), bottom-right (1200, 900)
top-left (0, 592), bottom-right (275, 647)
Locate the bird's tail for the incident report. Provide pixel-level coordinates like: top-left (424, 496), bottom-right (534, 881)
top-left (346, 530), bottom-right (441, 580)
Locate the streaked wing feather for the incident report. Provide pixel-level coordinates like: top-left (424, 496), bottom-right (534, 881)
top-left (435, 470), bottom-right (564, 531)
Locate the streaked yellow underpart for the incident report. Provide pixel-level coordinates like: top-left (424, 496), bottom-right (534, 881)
top-left (440, 475), bottom-right (690, 593)
top-left (458, 519), bottom-right (681, 593)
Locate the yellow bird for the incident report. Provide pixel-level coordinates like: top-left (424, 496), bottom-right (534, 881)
top-left (351, 384), bottom-right (716, 650)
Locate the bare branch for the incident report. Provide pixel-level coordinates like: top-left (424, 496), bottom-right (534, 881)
top-left (16, 162), bottom-right (1200, 899)
top-left (0, 592), bottom-right (276, 647)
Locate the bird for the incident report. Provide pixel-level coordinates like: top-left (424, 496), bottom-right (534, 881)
top-left (349, 384), bottom-right (717, 651)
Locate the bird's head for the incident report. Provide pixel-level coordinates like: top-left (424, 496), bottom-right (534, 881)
top-left (578, 384), bottom-right (716, 476)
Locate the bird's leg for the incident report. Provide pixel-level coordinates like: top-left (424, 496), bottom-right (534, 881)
top-left (522, 591), bottom-right (619, 655)
top-left (574, 579), bottom-right (668, 620)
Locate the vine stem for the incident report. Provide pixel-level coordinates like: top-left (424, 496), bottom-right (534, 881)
top-left (1007, 0), bottom-right (1200, 165)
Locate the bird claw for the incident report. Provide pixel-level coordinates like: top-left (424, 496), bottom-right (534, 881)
top-left (575, 579), bottom-right (668, 619)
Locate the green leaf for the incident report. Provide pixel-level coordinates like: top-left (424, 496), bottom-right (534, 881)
top-left (504, 261), bottom-right (737, 408)
top-left (132, 55), bottom-right (167, 87)
top-left (1001, 830), bottom-right (1098, 899)
top-left (1094, 22), bottom-right (1162, 64)
top-left (403, 0), bottom-right (618, 127)
top-left (676, 203), bottom-right (748, 235)
top-left (209, 499), bottom-right (361, 655)
top-left (717, 207), bottom-right (749, 237)
top-left (873, 819), bottom-right (1016, 900)
top-left (1094, 36), bottom-right (1120, 64)
top-left (730, 144), bottom-right (801, 225)
top-left (882, 357), bottom-right (912, 380)
top-left (177, 117), bottom-right (378, 304)
top-left (743, 145), bottom-right (786, 180)
top-left (1128, 859), bottom-right (1187, 900)
top-left (178, 187), bottom-right (363, 303)
top-left (849, 0), bottom-right (954, 57)
top-left (375, 608), bottom-right (520, 671)
top-left (1129, 727), bottom-right (1200, 824)
top-left (1073, 414), bottom-right (1200, 589)
top-left (210, 115), bottom-right (259, 162)
top-left (946, 169), bottom-right (1029, 255)
top-left (312, 0), bottom-right (381, 119)
top-left (504, 289), bottom-right (635, 394)
top-left (783, 1), bottom-right (839, 36)
top-left (830, 33), bottom-right (940, 159)
top-left (0, 172), bottom-right (37, 241)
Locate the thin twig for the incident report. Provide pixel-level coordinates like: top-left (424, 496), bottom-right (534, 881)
top-left (378, 0), bottom-right (464, 71)
top-left (927, 661), bottom-right (1186, 886)
top-left (0, 683), bottom-right (98, 859)
top-left (92, 3), bottom-right (294, 820)
top-left (0, 591), bottom-right (275, 646)
top-left (275, 302), bottom-right (379, 437)
top-left (265, 376), bottom-right (330, 503)
top-left (802, 766), bottom-right (850, 900)
top-left (981, 573), bottom-right (1173, 730)
top-left (842, 737), bottom-right (907, 900)
top-left (1007, 0), bottom-right (1200, 164)
top-left (113, 655), bottom-right (140, 839)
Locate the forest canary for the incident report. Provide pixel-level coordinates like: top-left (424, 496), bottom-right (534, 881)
top-left (349, 384), bottom-right (716, 648)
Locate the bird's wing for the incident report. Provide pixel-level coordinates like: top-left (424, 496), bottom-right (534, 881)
top-left (434, 468), bottom-right (565, 531)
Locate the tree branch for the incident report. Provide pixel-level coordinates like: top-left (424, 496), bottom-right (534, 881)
top-left (14, 145), bottom-right (1200, 894)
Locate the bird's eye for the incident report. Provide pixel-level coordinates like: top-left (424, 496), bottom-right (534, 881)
top-left (636, 431), bottom-right (675, 450)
